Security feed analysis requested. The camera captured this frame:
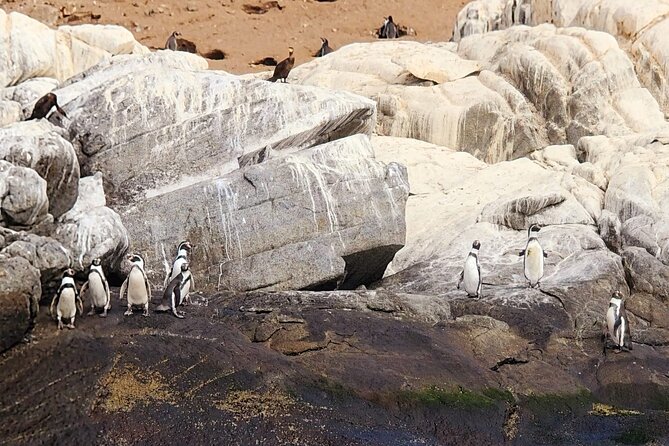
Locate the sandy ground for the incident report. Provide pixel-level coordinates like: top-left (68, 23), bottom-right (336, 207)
top-left (1, 0), bottom-right (470, 73)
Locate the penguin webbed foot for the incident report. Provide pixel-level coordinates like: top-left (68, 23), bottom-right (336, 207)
top-left (87, 309), bottom-right (95, 316)
top-left (99, 311), bottom-right (108, 318)
top-left (124, 309), bottom-right (133, 316)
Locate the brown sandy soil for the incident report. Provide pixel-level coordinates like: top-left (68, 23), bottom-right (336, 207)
top-left (1, 0), bottom-right (470, 74)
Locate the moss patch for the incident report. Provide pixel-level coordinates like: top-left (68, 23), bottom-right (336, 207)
top-left (397, 386), bottom-right (513, 409)
top-left (589, 403), bottom-right (643, 417)
top-left (96, 360), bottom-right (174, 413)
top-left (522, 389), bottom-right (594, 413)
top-left (214, 389), bottom-right (297, 420)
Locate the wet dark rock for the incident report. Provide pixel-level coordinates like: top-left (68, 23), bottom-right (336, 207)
top-left (0, 255), bottom-right (41, 353)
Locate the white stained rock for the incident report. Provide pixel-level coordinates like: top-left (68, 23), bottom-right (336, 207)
top-left (0, 101), bottom-right (22, 127)
top-left (0, 160), bottom-right (49, 228)
top-left (56, 172), bottom-right (129, 272)
top-left (0, 77), bottom-right (60, 111)
top-left (0, 10), bottom-right (112, 88)
top-left (58, 24), bottom-right (149, 56)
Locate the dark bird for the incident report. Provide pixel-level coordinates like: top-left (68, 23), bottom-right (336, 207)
top-left (28, 93), bottom-right (67, 120)
top-left (268, 47), bottom-right (295, 83)
top-left (165, 31), bottom-right (180, 50)
top-left (250, 56), bottom-right (278, 67)
top-left (314, 37), bottom-right (334, 57)
top-left (378, 15), bottom-right (399, 39)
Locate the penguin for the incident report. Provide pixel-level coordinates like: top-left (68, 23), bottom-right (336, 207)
top-left (164, 240), bottom-right (195, 305)
top-left (120, 253), bottom-right (151, 317)
top-left (80, 258), bottom-right (111, 317)
top-left (268, 47), bottom-right (295, 83)
top-left (518, 224), bottom-right (548, 288)
top-left (457, 240), bottom-right (482, 298)
top-left (50, 269), bottom-right (83, 330)
top-left (165, 31), bottom-right (181, 50)
top-left (28, 93), bottom-right (67, 120)
top-left (314, 37), bottom-right (333, 57)
top-left (156, 263), bottom-right (194, 318)
top-left (379, 16), bottom-right (399, 39)
top-left (604, 291), bottom-right (632, 353)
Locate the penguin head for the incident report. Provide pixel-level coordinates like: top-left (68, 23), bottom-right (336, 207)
top-left (62, 268), bottom-right (76, 278)
top-left (127, 253), bottom-right (145, 269)
top-left (321, 37), bottom-right (328, 45)
top-left (528, 224), bottom-right (541, 237)
top-left (172, 31), bottom-right (181, 37)
top-left (91, 258), bottom-right (102, 267)
top-left (178, 241), bottom-right (192, 253)
top-left (288, 47), bottom-right (294, 56)
top-left (472, 240), bottom-right (481, 250)
top-left (388, 15), bottom-right (394, 23)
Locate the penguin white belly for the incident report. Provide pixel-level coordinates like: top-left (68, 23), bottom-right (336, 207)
top-left (57, 289), bottom-right (77, 319)
top-left (88, 274), bottom-right (107, 308)
top-left (127, 269), bottom-right (149, 305)
top-left (606, 307), bottom-right (617, 341)
top-left (524, 240), bottom-right (544, 285)
top-left (170, 258), bottom-right (187, 283)
top-left (463, 256), bottom-right (480, 295)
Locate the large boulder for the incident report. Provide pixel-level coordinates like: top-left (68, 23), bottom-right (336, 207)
top-left (0, 254), bottom-right (40, 353)
top-left (55, 173), bottom-right (129, 273)
top-left (52, 56), bottom-right (376, 203)
top-left (58, 24), bottom-right (149, 56)
top-left (0, 120), bottom-right (79, 218)
top-left (0, 160), bottom-right (49, 228)
top-left (121, 134), bottom-right (408, 292)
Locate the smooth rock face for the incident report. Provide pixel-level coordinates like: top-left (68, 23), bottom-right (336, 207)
top-left (0, 254), bottom-right (40, 353)
top-left (121, 134), bottom-right (408, 292)
top-left (0, 120), bottom-right (79, 218)
top-left (58, 24), bottom-right (149, 56)
top-left (0, 160), bottom-right (49, 228)
top-left (55, 173), bottom-right (129, 272)
top-left (0, 10), bottom-right (111, 87)
top-left (55, 60), bottom-right (375, 203)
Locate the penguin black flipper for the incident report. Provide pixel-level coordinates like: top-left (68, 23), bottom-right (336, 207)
top-left (620, 304), bottom-right (633, 350)
top-left (144, 274), bottom-right (152, 303)
top-left (456, 270), bottom-right (464, 290)
top-left (119, 277), bottom-right (129, 301)
top-left (543, 251), bottom-right (549, 258)
top-left (476, 263), bottom-right (482, 298)
top-left (518, 250), bottom-right (525, 256)
top-left (76, 294), bottom-right (84, 316)
top-left (49, 293), bottom-right (60, 318)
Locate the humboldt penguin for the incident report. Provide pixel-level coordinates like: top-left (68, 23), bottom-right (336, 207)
top-left (164, 240), bottom-right (194, 305)
top-left (120, 253), bottom-right (151, 316)
top-left (604, 291), bottom-right (632, 353)
top-left (518, 224), bottom-right (548, 288)
top-left (457, 240), bottom-right (482, 298)
top-left (379, 16), bottom-right (399, 39)
top-left (314, 37), bottom-right (333, 57)
top-left (165, 31), bottom-right (181, 50)
top-left (80, 258), bottom-right (111, 317)
top-left (50, 269), bottom-right (83, 330)
top-left (268, 47), bottom-right (295, 83)
top-left (28, 92), bottom-right (67, 120)
top-left (157, 263), bottom-right (194, 318)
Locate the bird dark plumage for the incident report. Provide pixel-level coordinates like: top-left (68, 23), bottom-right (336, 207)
top-left (314, 37), bottom-right (334, 57)
top-left (165, 31), bottom-right (180, 50)
top-left (28, 93), bottom-right (66, 121)
top-left (378, 15), bottom-right (399, 39)
top-left (268, 47), bottom-right (295, 83)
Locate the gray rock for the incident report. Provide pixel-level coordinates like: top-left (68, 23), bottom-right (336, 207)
top-left (55, 173), bottom-right (129, 273)
top-left (0, 160), bottom-right (49, 228)
top-left (598, 209), bottom-right (622, 254)
top-left (0, 255), bottom-right (41, 353)
top-left (0, 120), bottom-right (79, 218)
top-left (120, 134), bottom-right (409, 292)
top-left (0, 100), bottom-right (22, 126)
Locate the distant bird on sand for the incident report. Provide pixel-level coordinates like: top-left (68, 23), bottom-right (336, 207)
top-left (378, 15), bottom-right (399, 39)
top-left (268, 47), bottom-right (295, 83)
top-left (165, 31), bottom-right (181, 50)
top-left (314, 37), bottom-right (334, 57)
top-left (28, 93), bottom-right (67, 120)
top-left (250, 56), bottom-right (278, 67)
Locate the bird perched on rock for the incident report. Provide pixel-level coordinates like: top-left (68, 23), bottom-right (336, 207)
top-left (378, 16), bottom-right (399, 39)
top-left (457, 240), bottom-right (482, 298)
top-left (120, 253), bottom-right (151, 317)
top-left (164, 240), bottom-right (194, 305)
top-left (28, 92), bottom-right (67, 120)
top-left (268, 47), bottom-right (295, 83)
top-left (165, 31), bottom-right (181, 50)
top-left (518, 224), bottom-right (548, 288)
top-left (50, 269), bottom-right (83, 330)
top-left (604, 291), bottom-right (632, 354)
top-left (314, 37), bottom-right (333, 57)
top-left (80, 258), bottom-right (111, 317)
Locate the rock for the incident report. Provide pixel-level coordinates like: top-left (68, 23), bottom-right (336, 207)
top-left (0, 120), bottom-right (79, 218)
top-left (58, 24), bottom-right (149, 56)
top-left (598, 210), bottom-right (622, 254)
top-left (1, 233), bottom-right (70, 295)
top-left (0, 10), bottom-right (111, 88)
top-left (55, 173), bottom-right (129, 273)
top-left (0, 255), bottom-right (41, 353)
top-left (121, 134), bottom-right (408, 292)
top-left (0, 77), bottom-right (60, 108)
top-left (0, 160), bottom-right (49, 228)
top-left (622, 247), bottom-right (669, 301)
top-left (0, 100), bottom-right (22, 126)
top-left (54, 59), bottom-right (375, 203)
